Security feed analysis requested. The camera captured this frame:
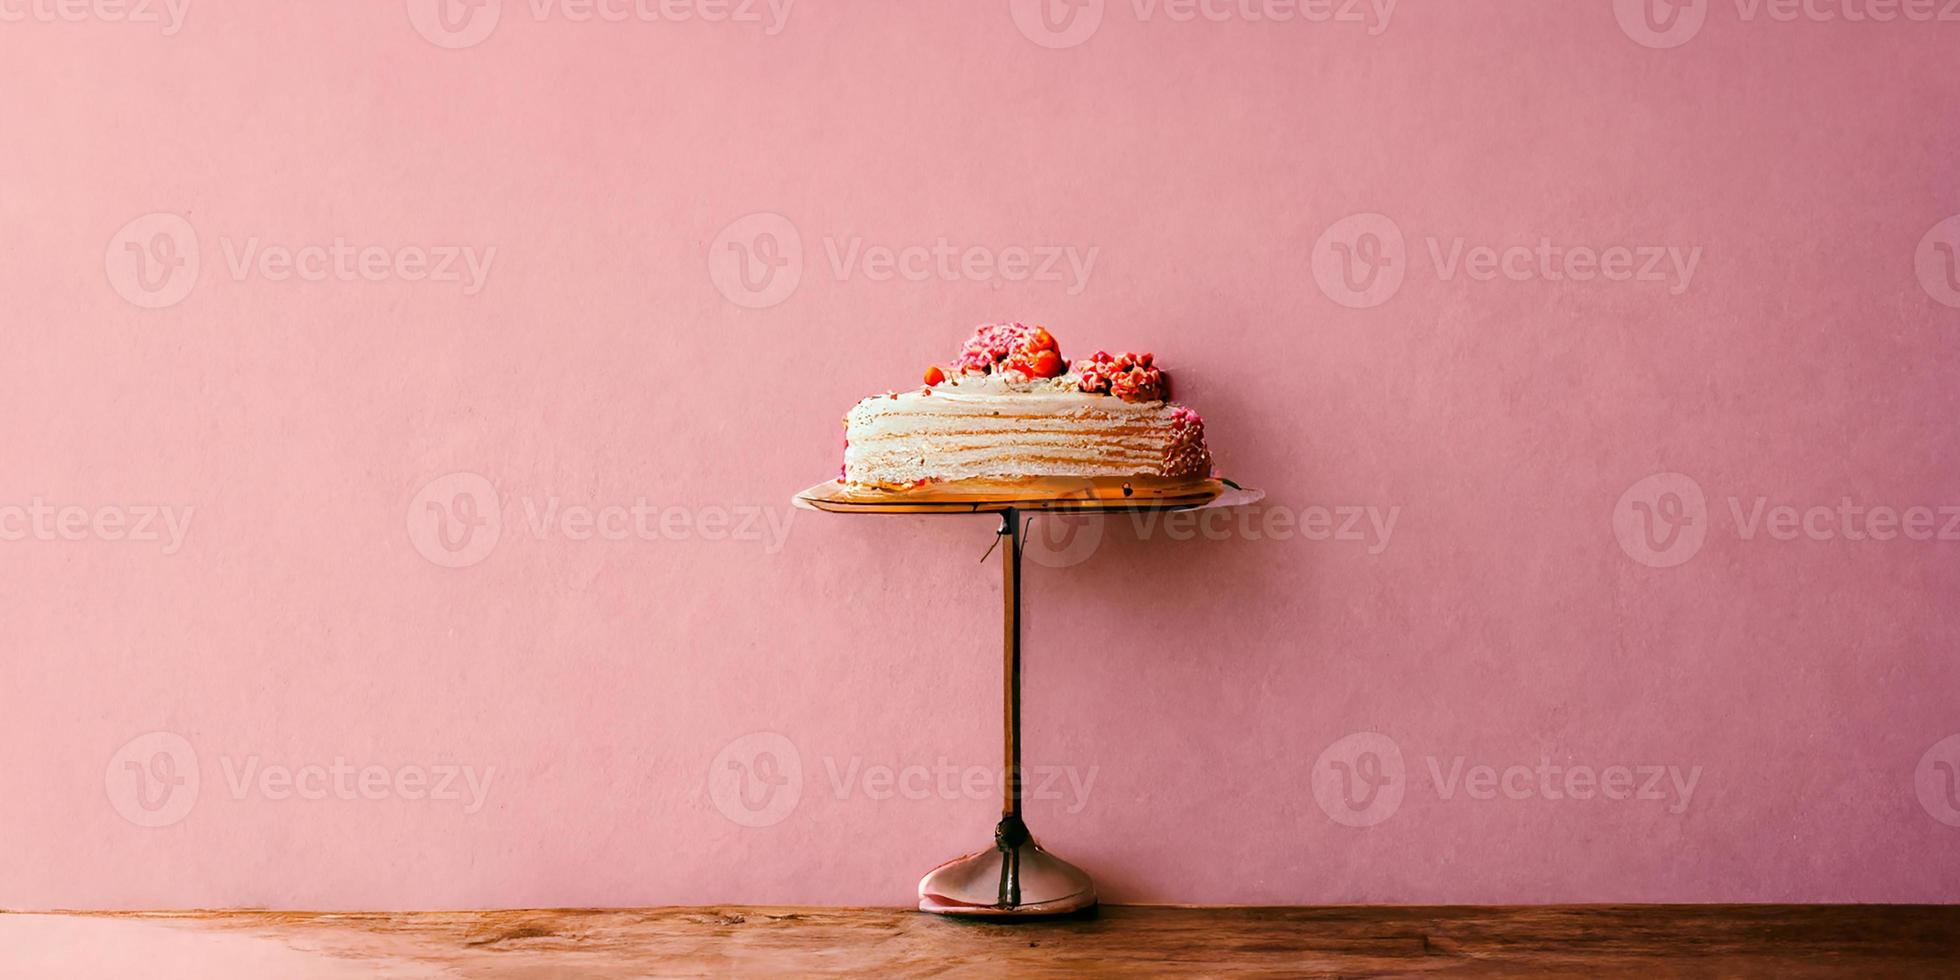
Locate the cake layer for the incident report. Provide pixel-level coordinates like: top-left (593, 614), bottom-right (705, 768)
top-left (844, 376), bottom-right (1210, 486)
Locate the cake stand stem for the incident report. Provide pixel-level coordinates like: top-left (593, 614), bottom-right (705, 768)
top-left (998, 508), bottom-right (1026, 906)
top-left (917, 506), bottom-right (1094, 917)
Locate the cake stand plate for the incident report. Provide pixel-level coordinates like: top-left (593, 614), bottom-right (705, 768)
top-left (793, 476), bottom-right (1256, 514)
top-left (790, 477), bottom-right (1263, 918)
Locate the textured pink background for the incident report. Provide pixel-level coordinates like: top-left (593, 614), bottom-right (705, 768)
top-left (3, 0), bottom-right (1958, 910)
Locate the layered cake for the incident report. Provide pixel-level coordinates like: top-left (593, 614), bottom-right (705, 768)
top-left (841, 323), bottom-right (1213, 490)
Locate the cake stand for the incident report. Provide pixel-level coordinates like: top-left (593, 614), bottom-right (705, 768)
top-left (792, 477), bottom-right (1264, 918)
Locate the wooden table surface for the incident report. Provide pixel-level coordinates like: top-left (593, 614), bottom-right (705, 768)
top-left (4, 905), bottom-right (1957, 978)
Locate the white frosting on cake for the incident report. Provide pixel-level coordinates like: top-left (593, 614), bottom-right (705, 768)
top-left (843, 372), bottom-right (1210, 486)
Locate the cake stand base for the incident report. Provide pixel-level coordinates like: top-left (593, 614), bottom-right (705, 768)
top-left (917, 815), bottom-right (1097, 918)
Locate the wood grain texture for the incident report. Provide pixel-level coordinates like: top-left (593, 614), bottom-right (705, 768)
top-left (6, 906), bottom-right (1958, 978)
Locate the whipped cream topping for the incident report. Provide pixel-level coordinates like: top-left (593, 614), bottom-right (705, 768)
top-left (939, 371), bottom-right (1082, 397)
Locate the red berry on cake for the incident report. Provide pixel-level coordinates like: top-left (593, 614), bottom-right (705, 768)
top-left (957, 322), bottom-right (1064, 378)
top-left (924, 365), bottom-right (947, 387)
top-left (1031, 349), bottom-right (1064, 378)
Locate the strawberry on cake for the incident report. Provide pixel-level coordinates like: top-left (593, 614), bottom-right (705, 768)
top-left (841, 323), bottom-right (1213, 490)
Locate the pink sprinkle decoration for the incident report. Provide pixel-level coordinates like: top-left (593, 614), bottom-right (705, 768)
top-left (957, 322), bottom-right (1054, 375)
top-left (1076, 351), bottom-right (1166, 401)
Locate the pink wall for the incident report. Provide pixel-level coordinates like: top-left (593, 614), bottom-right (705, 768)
top-left (3, 0), bottom-right (1958, 910)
